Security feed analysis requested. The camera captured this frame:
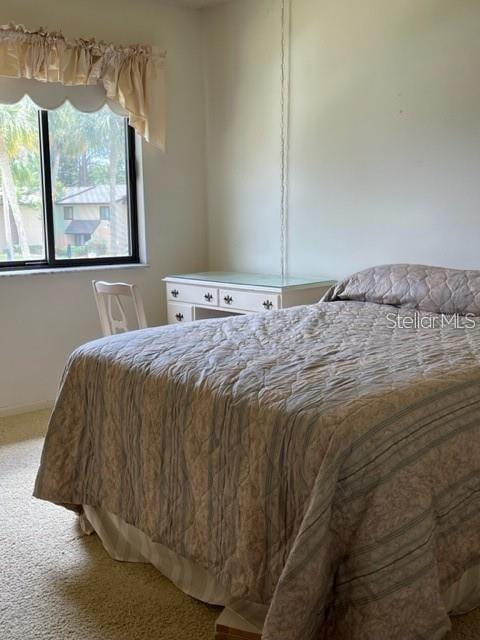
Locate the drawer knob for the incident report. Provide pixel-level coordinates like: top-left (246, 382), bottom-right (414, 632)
top-left (224, 295), bottom-right (233, 305)
top-left (175, 313), bottom-right (184, 321)
top-left (263, 300), bottom-right (274, 310)
top-left (171, 289), bottom-right (179, 298)
top-left (204, 293), bottom-right (213, 302)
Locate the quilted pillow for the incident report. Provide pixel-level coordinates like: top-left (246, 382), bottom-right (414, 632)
top-left (323, 264), bottom-right (480, 315)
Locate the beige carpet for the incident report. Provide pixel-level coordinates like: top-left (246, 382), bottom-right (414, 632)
top-left (0, 410), bottom-right (479, 640)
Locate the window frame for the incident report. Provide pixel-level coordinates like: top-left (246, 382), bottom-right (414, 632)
top-left (0, 108), bottom-right (139, 272)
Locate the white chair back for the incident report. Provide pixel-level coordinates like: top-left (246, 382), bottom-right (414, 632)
top-left (92, 280), bottom-right (147, 337)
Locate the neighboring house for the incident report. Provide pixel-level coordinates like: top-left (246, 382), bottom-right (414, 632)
top-left (0, 184), bottom-right (128, 259)
top-left (0, 194), bottom-right (44, 257)
top-left (55, 185), bottom-right (128, 255)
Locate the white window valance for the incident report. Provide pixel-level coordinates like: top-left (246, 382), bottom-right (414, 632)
top-left (0, 23), bottom-right (166, 150)
top-left (0, 77), bottom-right (128, 115)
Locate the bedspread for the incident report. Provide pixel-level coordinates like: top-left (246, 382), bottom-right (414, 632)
top-left (34, 300), bottom-right (480, 639)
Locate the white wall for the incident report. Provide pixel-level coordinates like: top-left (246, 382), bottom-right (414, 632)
top-left (0, 0), bottom-right (208, 413)
top-left (204, 0), bottom-right (480, 279)
top-left (203, 0), bottom-right (282, 274)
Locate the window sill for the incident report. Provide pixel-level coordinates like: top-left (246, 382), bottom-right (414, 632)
top-left (0, 262), bottom-right (150, 278)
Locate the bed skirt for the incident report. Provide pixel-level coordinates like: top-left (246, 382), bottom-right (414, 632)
top-left (80, 505), bottom-right (266, 635)
top-left (80, 505), bottom-right (480, 637)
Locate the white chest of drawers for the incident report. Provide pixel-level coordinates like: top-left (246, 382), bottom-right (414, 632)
top-left (163, 271), bottom-right (335, 325)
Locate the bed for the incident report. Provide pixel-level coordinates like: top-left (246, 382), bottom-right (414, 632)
top-left (34, 264), bottom-right (480, 640)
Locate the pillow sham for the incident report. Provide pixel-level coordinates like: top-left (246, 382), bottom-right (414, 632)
top-left (323, 264), bottom-right (480, 315)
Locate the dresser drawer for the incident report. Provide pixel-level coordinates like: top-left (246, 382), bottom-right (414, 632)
top-left (167, 303), bottom-right (194, 324)
top-left (219, 288), bottom-right (280, 312)
top-left (166, 283), bottom-right (218, 306)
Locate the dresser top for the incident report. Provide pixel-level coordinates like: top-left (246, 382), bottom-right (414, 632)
top-left (164, 271), bottom-right (335, 291)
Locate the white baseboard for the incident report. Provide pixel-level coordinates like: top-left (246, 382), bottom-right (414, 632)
top-left (0, 401), bottom-right (53, 418)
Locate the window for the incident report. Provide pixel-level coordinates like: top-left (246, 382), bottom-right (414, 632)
top-left (0, 97), bottom-right (139, 270)
top-left (74, 233), bottom-right (91, 247)
top-left (99, 205), bottom-right (110, 221)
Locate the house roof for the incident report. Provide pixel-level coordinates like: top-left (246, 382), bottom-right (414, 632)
top-left (56, 185), bottom-right (127, 205)
top-left (64, 220), bottom-right (101, 235)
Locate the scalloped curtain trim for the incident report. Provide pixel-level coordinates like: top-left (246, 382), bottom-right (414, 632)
top-left (0, 23), bottom-right (166, 150)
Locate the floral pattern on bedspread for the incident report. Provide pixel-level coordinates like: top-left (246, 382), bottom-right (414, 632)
top-left (34, 300), bottom-right (480, 640)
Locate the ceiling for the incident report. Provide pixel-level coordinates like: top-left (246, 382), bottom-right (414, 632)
top-left (158, 0), bottom-right (228, 7)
